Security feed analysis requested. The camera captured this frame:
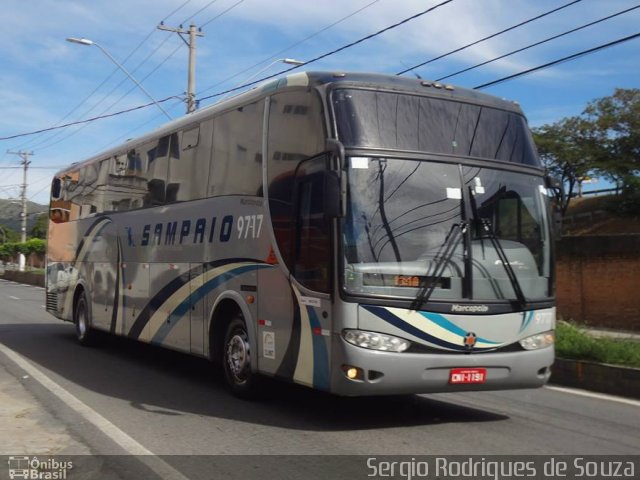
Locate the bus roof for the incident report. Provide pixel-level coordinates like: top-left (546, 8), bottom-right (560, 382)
top-left (55, 71), bottom-right (524, 177)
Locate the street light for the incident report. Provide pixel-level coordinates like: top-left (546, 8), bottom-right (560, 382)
top-left (221, 58), bottom-right (305, 101)
top-left (66, 37), bottom-right (173, 120)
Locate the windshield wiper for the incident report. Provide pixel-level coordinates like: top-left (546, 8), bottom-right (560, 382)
top-left (411, 222), bottom-right (466, 311)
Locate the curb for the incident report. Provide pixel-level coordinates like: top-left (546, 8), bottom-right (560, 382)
top-left (550, 357), bottom-right (640, 400)
top-left (0, 270), bottom-right (44, 287)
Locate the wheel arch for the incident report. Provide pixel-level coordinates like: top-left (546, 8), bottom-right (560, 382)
top-left (72, 280), bottom-right (90, 319)
top-left (207, 291), bottom-right (257, 371)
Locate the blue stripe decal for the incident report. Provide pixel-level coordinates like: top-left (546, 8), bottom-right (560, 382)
top-left (418, 311), bottom-right (500, 345)
top-left (519, 311), bottom-right (534, 333)
top-left (307, 307), bottom-right (330, 391)
top-left (363, 306), bottom-right (479, 351)
top-left (151, 263), bottom-right (271, 344)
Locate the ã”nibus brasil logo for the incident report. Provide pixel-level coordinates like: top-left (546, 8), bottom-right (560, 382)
top-left (7, 456), bottom-right (73, 480)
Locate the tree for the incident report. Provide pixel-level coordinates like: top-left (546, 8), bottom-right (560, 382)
top-left (584, 88), bottom-right (640, 214)
top-left (0, 224), bottom-right (20, 244)
top-left (533, 88), bottom-right (640, 215)
top-left (584, 88), bottom-right (640, 187)
top-left (532, 117), bottom-right (597, 214)
top-left (30, 213), bottom-right (48, 239)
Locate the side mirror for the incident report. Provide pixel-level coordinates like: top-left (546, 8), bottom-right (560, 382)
top-left (544, 176), bottom-right (563, 238)
top-left (51, 178), bottom-right (62, 200)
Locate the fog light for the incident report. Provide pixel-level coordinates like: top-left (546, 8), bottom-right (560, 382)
top-left (341, 365), bottom-right (364, 381)
top-left (519, 331), bottom-right (555, 350)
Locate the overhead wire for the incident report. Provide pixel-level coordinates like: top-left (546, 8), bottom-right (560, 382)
top-left (474, 31), bottom-right (640, 90)
top-left (198, 0), bottom-right (456, 102)
top-left (200, 0), bottom-right (246, 28)
top-left (436, 4), bottom-right (640, 82)
top-left (13, 0), bottom-right (196, 153)
top-left (0, 96), bottom-right (180, 141)
top-left (395, 0), bottom-right (584, 76)
top-left (182, 0), bottom-right (221, 24)
top-left (4, 0), bottom-right (638, 142)
top-left (29, 34), bottom-right (178, 152)
top-left (197, 0), bottom-right (381, 96)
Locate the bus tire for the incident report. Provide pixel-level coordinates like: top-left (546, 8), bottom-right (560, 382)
top-left (74, 291), bottom-right (95, 346)
top-left (222, 315), bottom-right (260, 398)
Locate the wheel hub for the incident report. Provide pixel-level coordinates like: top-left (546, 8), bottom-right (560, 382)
top-left (226, 334), bottom-right (249, 379)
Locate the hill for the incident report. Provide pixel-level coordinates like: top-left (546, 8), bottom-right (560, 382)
top-left (0, 198), bottom-right (48, 233)
top-left (563, 195), bottom-right (640, 235)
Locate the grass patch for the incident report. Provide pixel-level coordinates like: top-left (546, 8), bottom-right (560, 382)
top-left (556, 321), bottom-right (640, 368)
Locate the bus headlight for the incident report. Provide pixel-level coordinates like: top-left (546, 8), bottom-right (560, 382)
top-left (519, 331), bottom-right (555, 350)
top-left (343, 329), bottom-right (411, 352)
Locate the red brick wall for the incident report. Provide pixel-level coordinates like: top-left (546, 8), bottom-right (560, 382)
top-left (556, 235), bottom-right (640, 330)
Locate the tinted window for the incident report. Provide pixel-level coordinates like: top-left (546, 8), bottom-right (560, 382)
top-left (168, 122), bottom-right (209, 202)
top-left (209, 101), bottom-right (264, 196)
top-left (145, 135), bottom-right (173, 205)
top-left (267, 90), bottom-right (326, 271)
top-left (294, 156), bottom-right (331, 293)
top-left (333, 89), bottom-right (539, 166)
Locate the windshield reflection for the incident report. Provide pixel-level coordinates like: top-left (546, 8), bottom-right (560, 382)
top-left (343, 158), bottom-right (552, 303)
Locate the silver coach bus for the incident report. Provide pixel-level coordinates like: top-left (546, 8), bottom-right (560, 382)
top-left (46, 72), bottom-right (556, 397)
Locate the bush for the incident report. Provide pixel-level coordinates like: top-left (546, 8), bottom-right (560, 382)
top-left (556, 321), bottom-right (640, 368)
top-left (0, 239), bottom-right (46, 260)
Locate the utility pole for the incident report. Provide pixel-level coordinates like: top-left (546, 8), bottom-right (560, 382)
top-left (157, 23), bottom-right (204, 114)
top-left (6, 150), bottom-right (33, 271)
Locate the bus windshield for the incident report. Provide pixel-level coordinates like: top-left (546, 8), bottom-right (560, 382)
top-left (342, 158), bottom-right (553, 303)
top-left (332, 88), bottom-right (540, 167)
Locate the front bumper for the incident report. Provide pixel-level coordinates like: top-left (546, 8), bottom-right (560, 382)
top-left (330, 335), bottom-right (554, 396)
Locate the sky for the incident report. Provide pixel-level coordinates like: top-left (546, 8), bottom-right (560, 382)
top-left (0, 0), bottom-right (638, 206)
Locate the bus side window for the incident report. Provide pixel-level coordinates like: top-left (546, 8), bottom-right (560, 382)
top-left (267, 89), bottom-right (326, 272)
top-left (145, 135), bottom-right (172, 206)
top-left (169, 124), bottom-right (208, 202)
top-left (209, 101), bottom-right (264, 197)
top-left (294, 156), bottom-right (331, 293)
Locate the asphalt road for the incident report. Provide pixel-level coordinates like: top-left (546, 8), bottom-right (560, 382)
top-left (0, 278), bottom-right (638, 479)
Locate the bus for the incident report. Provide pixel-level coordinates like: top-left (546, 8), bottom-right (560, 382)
top-left (46, 71), bottom-right (557, 397)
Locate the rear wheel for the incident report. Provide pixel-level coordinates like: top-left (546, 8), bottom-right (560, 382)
top-left (74, 291), bottom-right (95, 346)
top-left (222, 315), bottom-right (260, 398)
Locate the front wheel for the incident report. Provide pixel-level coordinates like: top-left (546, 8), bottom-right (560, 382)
top-left (222, 316), bottom-right (260, 398)
top-left (74, 291), bottom-right (95, 346)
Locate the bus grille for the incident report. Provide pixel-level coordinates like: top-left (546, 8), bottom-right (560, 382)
top-left (46, 292), bottom-right (58, 312)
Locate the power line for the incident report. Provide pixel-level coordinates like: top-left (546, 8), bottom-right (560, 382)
top-left (163, 0), bottom-right (194, 22)
top-left (89, 98), bottom-right (186, 156)
top-left (32, 39), bottom-right (185, 152)
top-left (15, 1), bottom-right (196, 152)
top-left (197, 0), bottom-right (381, 96)
top-left (396, 0), bottom-right (584, 76)
top-left (436, 4), bottom-right (640, 82)
top-left (5, 0), bottom-right (630, 142)
top-left (474, 31), bottom-right (640, 90)
top-left (200, 0), bottom-right (246, 28)
top-left (0, 0), bottom-right (252, 143)
top-left (182, 0), bottom-right (221, 24)
top-left (0, 96), bottom-right (180, 141)
top-left (199, 0), bottom-right (456, 102)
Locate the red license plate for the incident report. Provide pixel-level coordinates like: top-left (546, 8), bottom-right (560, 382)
top-left (449, 368), bottom-right (487, 384)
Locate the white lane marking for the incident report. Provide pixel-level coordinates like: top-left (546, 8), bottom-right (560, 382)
top-left (9, 296), bottom-right (20, 300)
top-left (546, 385), bottom-right (640, 407)
top-left (0, 343), bottom-right (190, 480)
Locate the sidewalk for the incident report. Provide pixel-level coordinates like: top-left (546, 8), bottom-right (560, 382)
top-left (584, 327), bottom-right (640, 341)
top-left (0, 362), bottom-right (90, 455)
